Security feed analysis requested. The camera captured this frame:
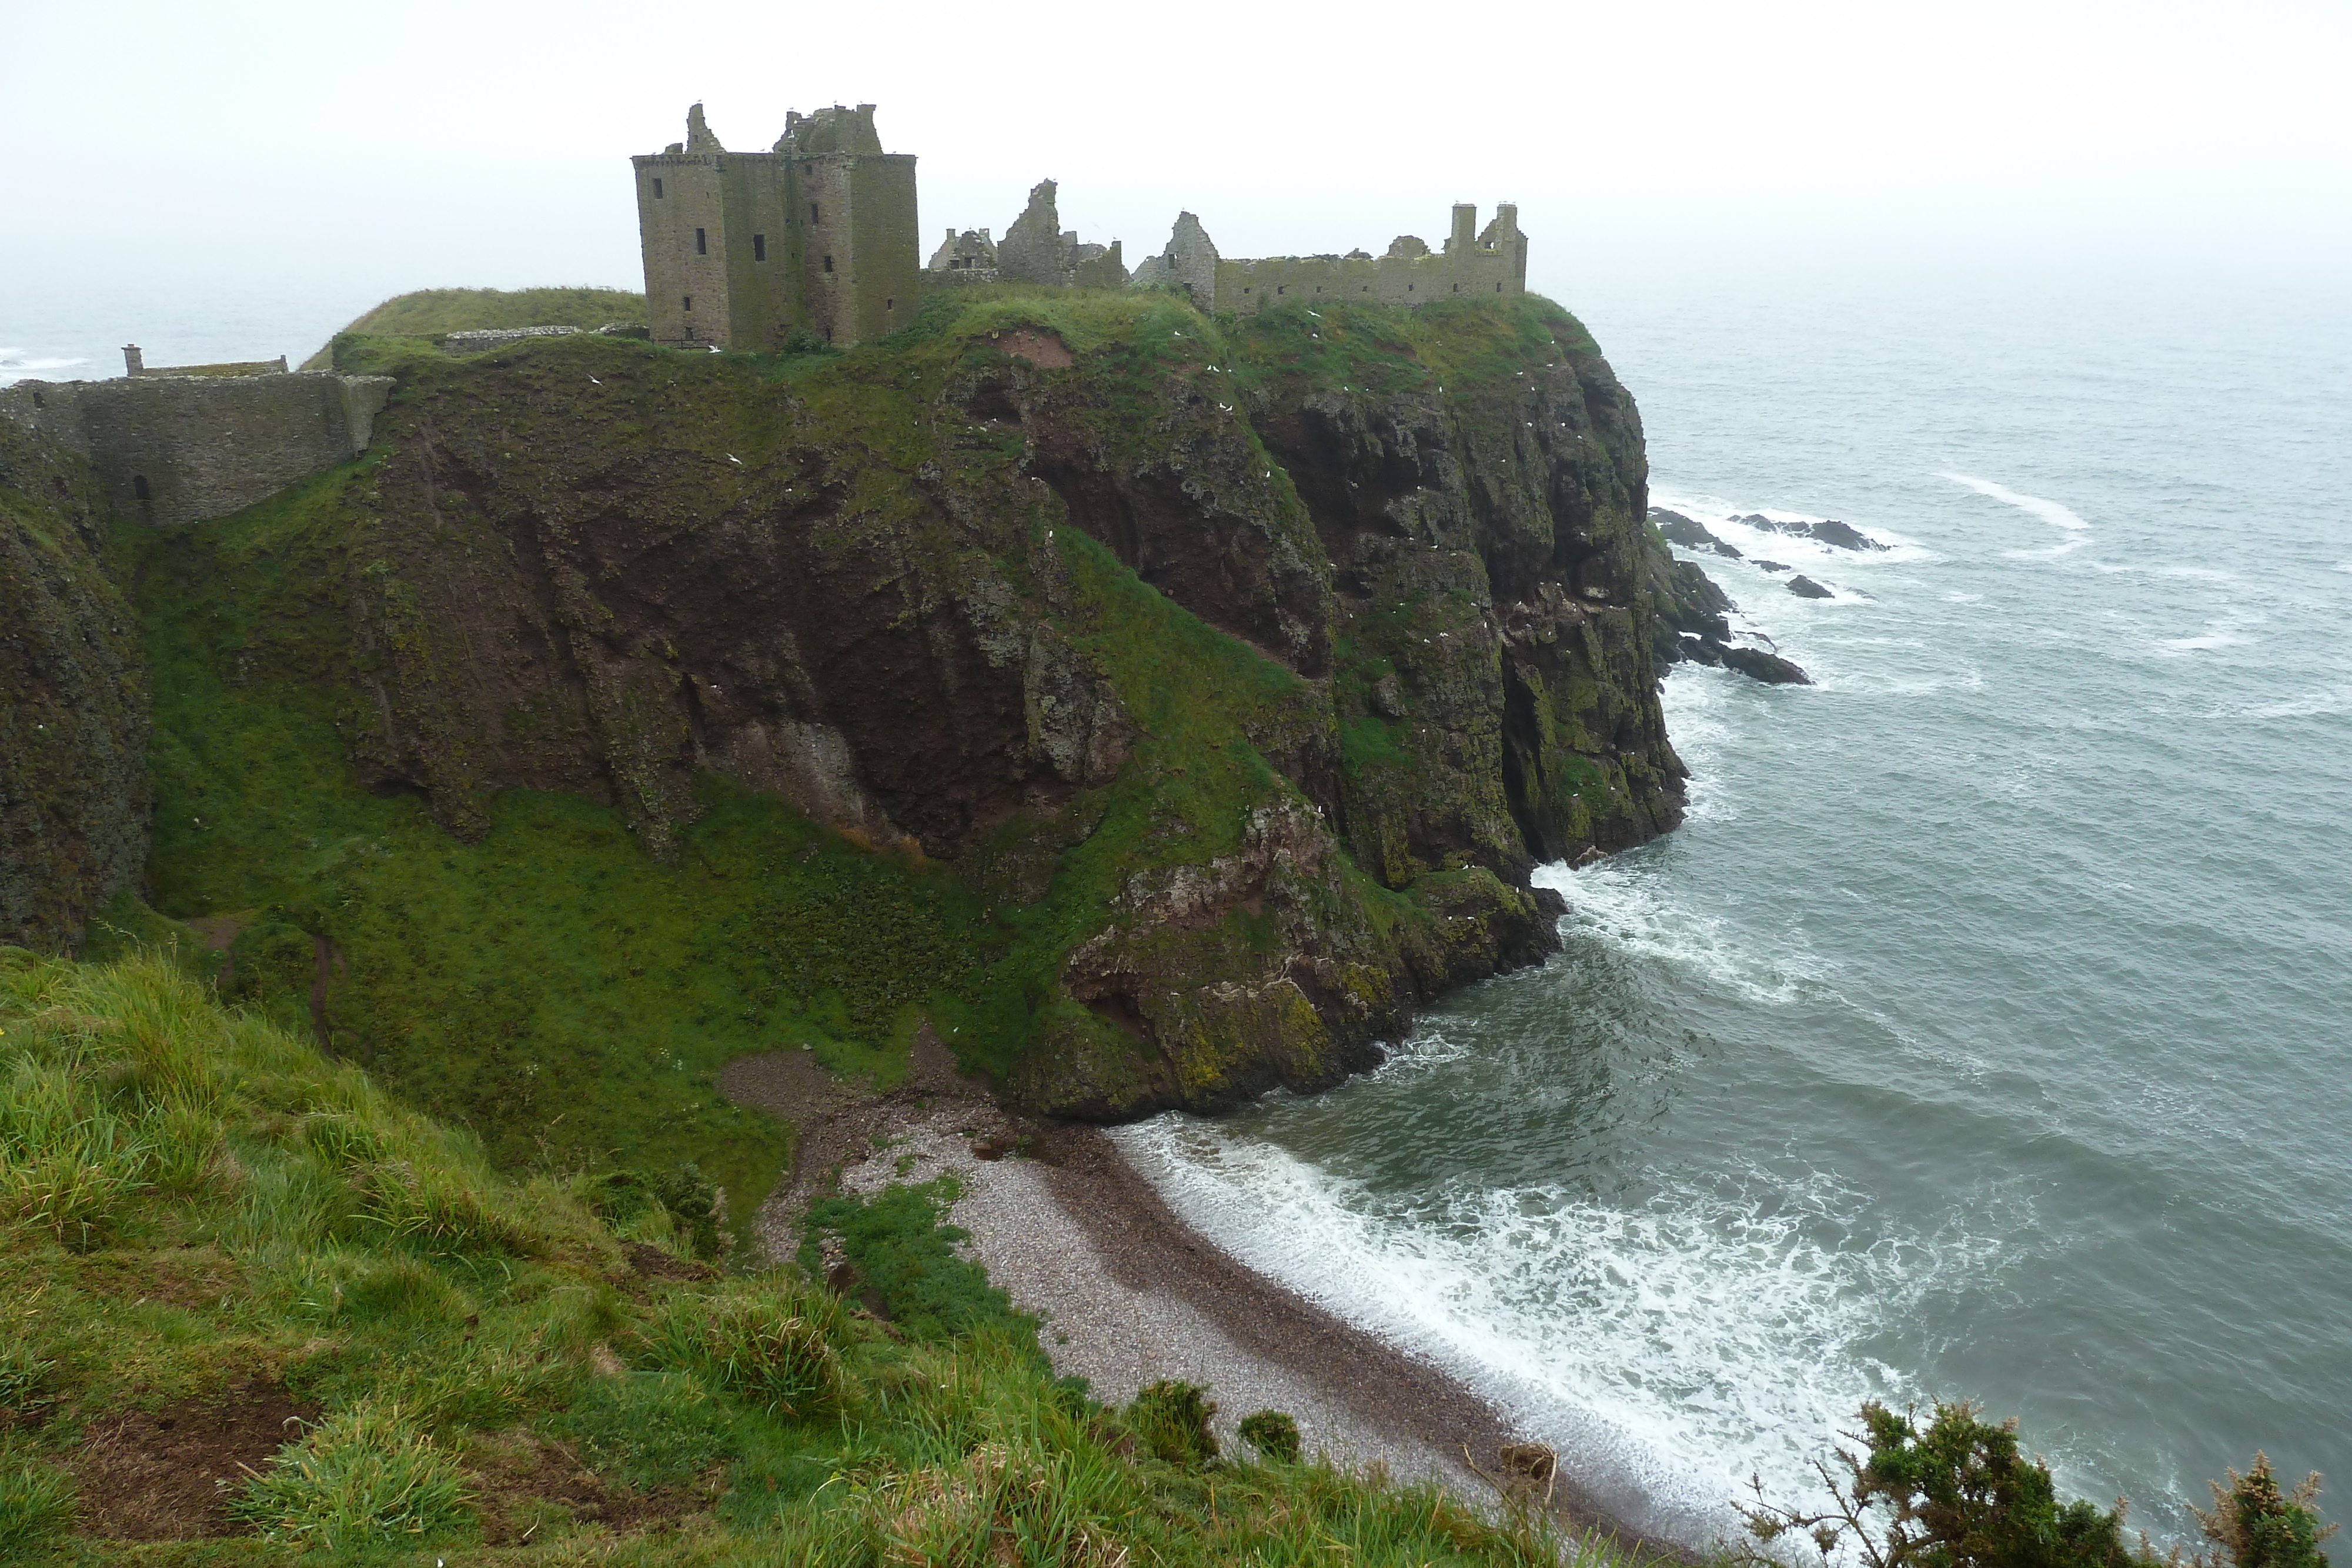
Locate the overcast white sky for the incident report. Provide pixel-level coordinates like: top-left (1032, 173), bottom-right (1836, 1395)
top-left (5, 0), bottom-right (2348, 360)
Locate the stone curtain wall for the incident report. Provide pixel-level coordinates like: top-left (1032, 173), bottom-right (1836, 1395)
top-left (0, 373), bottom-right (392, 528)
top-left (1135, 205), bottom-right (1529, 316)
top-left (1214, 245), bottom-right (1519, 313)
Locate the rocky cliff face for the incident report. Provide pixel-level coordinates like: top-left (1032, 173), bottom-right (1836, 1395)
top-left (0, 414), bottom-right (151, 952)
top-left (100, 292), bottom-right (1682, 1122)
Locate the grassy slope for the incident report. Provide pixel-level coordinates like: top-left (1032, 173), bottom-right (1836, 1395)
top-left (297, 287), bottom-right (648, 369)
top-left (0, 951), bottom-right (1625, 1566)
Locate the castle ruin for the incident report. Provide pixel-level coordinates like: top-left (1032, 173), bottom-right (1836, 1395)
top-left (632, 103), bottom-right (921, 351)
top-left (1128, 203), bottom-right (1527, 314)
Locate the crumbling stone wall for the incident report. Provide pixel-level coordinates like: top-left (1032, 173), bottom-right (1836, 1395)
top-left (994, 180), bottom-right (1128, 289)
top-left (0, 372), bottom-right (391, 528)
top-left (927, 228), bottom-right (1001, 285)
top-left (1134, 203), bottom-right (1528, 314)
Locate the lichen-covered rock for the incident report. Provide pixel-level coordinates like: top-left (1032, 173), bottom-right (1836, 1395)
top-left (0, 414), bottom-right (151, 952)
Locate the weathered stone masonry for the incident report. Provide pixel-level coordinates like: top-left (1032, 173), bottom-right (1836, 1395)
top-left (633, 102), bottom-right (921, 351)
top-left (0, 369), bottom-right (391, 528)
top-left (1130, 202), bottom-right (1528, 313)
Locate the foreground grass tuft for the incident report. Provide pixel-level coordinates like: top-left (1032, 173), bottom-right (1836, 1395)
top-left (228, 1399), bottom-right (474, 1550)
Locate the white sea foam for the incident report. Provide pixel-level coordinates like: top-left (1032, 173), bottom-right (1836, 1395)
top-left (2238, 686), bottom-right (2352, 720)
top-left (0, 349), bottom-right (88, 386)
top-left (1938, 472), bottom-right (2090, 532)
top-left (1536, 858), bottom-right (1821, 1004)
top-left (1115, 1114), bottom-right (1969, 1543)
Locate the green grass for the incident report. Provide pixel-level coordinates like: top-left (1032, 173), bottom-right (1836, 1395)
top-left (299, 286), bottom-right (647, 367)
top-left (801, 1176), bottom-right (1042, 1348)
top-left (0, 950), bottom-right (1649, 1567)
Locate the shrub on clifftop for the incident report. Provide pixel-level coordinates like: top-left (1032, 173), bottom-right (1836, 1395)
top-left (1739, 1402), bottom-right (2333, 1568)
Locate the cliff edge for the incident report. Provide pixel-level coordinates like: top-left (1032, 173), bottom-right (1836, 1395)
top-left (75, 290), bottom-right (1678, 1181)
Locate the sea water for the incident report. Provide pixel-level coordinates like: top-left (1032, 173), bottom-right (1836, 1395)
top-left (1117, 260), bottom-right (2352, 1543)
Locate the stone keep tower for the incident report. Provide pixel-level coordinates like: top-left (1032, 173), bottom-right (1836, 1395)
top-left (632, 103), bottom-right (921, 351)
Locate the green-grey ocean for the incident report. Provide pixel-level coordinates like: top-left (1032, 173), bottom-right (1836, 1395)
top-left (1117, 262), bottom-right (2352, 1542)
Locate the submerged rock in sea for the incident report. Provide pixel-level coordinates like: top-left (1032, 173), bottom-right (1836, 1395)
top-left (1810, 519), bottom-right (1887, 551)
top-left (1649, 506), bottom-right (1742, 559)
top-left (1787, 575), bottom-right (1835, 599)
top-left (1755, 560), bottom-right (1790, 572)
top-left (1719, 646), bottom-right (1812, 684)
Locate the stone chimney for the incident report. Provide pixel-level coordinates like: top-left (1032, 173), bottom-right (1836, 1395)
top-left (122, 344), bottom-right (145, 376)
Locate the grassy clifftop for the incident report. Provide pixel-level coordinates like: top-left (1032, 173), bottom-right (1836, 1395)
top-left (0, 950), bottom-right (1623, 1565)
top-left (297, 287), bottom-right (647, 369)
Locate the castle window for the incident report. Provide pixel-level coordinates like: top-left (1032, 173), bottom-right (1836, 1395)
top-left (1495, 282), bottom-right (1503, 292)
top-left (1408, 285), bottom-right (1415, 292)
top-left (133, 475), bottom-right (151, 500)
top-left (695, 228), bottom-right (707, 255)
top-left (754, 233), bottom-right (767, 261)
top-left (886, 297), bottom-right (895, 311)
top-left (653, 178), bottom-right (664, 198)
top-left (810, 202), bottom-right (821, 225)
top-left (1277, 285), bottom-right (1285, 295)
top-left (1453, 283), bottom-right (1460, 292)
top-left (823, 255), bottom-right (834, 273)
top-left (683, 295), bottom-right (693, 311)
top-left (29, 390), bottom-right (41, 407)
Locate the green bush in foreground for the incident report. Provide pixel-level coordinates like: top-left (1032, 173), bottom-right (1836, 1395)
top-left (1740, 1402), bottom-right (2334, 1568)
top-left (2197, 1456), bottom-right (2337, 1568)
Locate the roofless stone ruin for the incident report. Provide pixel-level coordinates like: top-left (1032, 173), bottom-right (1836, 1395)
top-left (632, 102), bottom-right (1527, 350)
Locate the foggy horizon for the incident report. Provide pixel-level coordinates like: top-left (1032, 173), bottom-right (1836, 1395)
top-left (7, 0), bottom-right (2350, 378)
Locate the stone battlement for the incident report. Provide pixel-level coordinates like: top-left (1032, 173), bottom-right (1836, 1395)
top-left (0, 370), bottom-right (392, 527)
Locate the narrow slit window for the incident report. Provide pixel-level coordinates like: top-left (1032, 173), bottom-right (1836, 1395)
top-left (652, 177), bottom-right (664, 198)
top-left (823, 255), bottom-right (834, 273)
top-left (809, 202), bottom-right (820, 225)
top-left (133, 475), bottom-right (151, 500)
top-left (753, 233), bottom-right (766, 261)
top-left (683, 295), bottom-right (693, 311)
top-left (886, 297), bottom-right (894, 310)
top-left (694, 228), bottom-right (707, 255)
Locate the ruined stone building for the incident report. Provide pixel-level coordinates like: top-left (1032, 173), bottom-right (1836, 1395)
top-left (1130, 203), bottom-right (1527, 314)
top-left (926, 227), bottom-right (1000, 283)
top-left (924, 180), bottom-right (1125, 290)
top-left (632, 103), bottom-right (921, 350)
